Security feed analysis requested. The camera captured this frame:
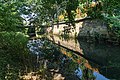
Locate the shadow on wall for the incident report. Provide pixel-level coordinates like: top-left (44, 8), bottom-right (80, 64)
top-left (78, 19), bottom-right (109, 42)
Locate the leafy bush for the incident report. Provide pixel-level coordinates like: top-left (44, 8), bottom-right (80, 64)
top-left (0, 1), bottom-right (23, 32)
top-left (0, 32), bottom-right (29, 79)
top-left (104, 15), bottom-right (120, 37)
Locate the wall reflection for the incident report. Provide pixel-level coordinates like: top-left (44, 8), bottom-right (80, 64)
top-left (47, 35), bottom-right (120, 79)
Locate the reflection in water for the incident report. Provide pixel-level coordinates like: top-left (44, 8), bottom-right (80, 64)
top-left (93, 72), bottom-right (109, 80)
top-left (75, 67), bottom-right (82, 79)
top-left (75, 67), bottom-right (110, 80)
top-left (60, 46), bottom-right (109, 80)
top-left (25, 38), bottom-right (109, 80)
top-left (1, 36), bottom-right (118, 79)
top-left (78, 39), bottom-right (120, 79)
top-left (47, 35), bottom-right (120, 80)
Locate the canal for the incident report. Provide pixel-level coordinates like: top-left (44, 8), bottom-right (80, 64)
top-left (26, 35), bottom-right (120, 80)
top-left (47, 35), bottom-right (120, 80)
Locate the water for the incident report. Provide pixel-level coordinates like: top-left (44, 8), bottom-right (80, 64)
top-left (46, 35), bottom-right (120, 80)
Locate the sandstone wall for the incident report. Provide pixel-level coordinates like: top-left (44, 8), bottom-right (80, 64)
top-left (47, 19), bottom-right (109, 38)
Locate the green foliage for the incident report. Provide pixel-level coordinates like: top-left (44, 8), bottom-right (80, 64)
top-left (79, 0), bottom-right (120, 37)
top-left (0, 32), bottom-right (29, 79)
top-left (78, 0), bottom-right (103, 18)
top-left (0, 32), bottom-right (28, 50)
top-left (0, 1), bottom-right (24, 32)
top-left (25, 0), bottom-right (80, 26)
top-left (101, 0), bottom-right (120, 15)
top-left (101, 0), bottom-right (120, 37)
top-left (86, 5), bottom-right (103, 18)
top-left (104, 15), bottom-right (120, 37)
top-left (66, 0), bottom-right (79, 21)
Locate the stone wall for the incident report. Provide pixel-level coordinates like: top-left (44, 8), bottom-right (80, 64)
top-left (47, 19), bottom-right (109, 38)
top-left (78, 19), bottom-right (109, 38)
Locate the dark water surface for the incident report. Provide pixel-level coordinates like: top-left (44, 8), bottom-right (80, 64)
top-left (1, 35), bottom-right (119, 80)
top-left (23, 35), bottom-right (120, 80)
top-left (46, 35), bottom-right (120, 80)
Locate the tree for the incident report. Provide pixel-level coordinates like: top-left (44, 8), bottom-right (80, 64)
top-left (0, 0), bottom-right (25, 32)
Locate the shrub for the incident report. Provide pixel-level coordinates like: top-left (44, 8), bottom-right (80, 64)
top-left (0, 32), bottom-right (29, 79)
top-left (104, 15), bottom-right (120, 38)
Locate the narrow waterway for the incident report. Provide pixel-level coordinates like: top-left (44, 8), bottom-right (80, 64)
top-left (22, 34), bottom-right (120, 80)
top-left (46, 35), bottom-right (120, 80)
